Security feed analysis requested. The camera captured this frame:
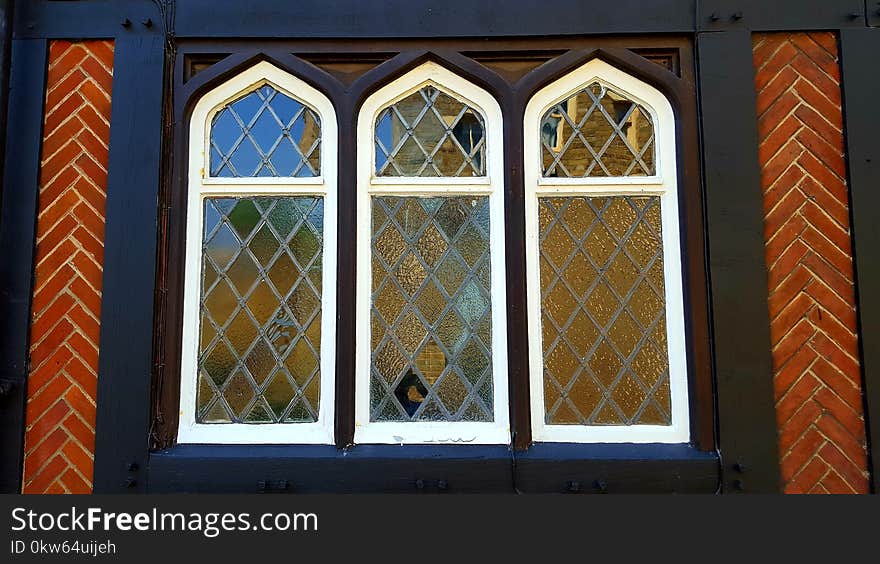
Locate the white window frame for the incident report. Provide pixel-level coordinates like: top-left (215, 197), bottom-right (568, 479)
top-left (354, 62), bottom-right (510, 445)
top-left (524, 59), bottom-right (689, 444)
top-left (178, 61), bottom-right (338, 444)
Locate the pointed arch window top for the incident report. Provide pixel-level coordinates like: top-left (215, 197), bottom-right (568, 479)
top-left (210, 84), bottom-right (322, 178)
top-left (541, 82), bottom-right (655, 178)
top-left (375, 84), bottom-right (486, 178)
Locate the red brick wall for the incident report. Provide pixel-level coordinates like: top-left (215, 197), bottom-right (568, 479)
top-left (753, 32), bottom-right (868, 493)
top-left (21, 40), bottom-right (113, 494)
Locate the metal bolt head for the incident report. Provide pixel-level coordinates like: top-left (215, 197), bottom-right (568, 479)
top-left (125, 478), bottom-right (137, 488)
top-left (437, 480), bottom-right (448, 491)
top-left (415, 479), bottom-right (425, 490)
top-left (566, 480), bottom-right (580, 493)
top-left (127, 462), bottom-right (139, 472)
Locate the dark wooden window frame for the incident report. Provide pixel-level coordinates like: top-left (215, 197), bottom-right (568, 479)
top-left (23, 0), bottom-right (880, 494)
top-left (138, 36), bottom-right (718, 493)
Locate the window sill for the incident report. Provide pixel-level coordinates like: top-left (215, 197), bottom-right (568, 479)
top-left (147, 443), bottom-right (718, 493)
top-left (515, 443), bottom-right (719, 493)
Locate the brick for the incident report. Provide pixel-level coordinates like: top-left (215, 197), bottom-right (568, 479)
top-left (755, 31), bottom-right (868, 495)
top-left (810, 357), bottom-right (863, 411)
top-left (768, 264), bottom-right (811, 318)
top-left (818, 443), bottom-right (869, 492)
top-left (774, 346), bottom-right (817, 400)
top-left (776, 372), bottom-right (820, 424)
top-left (23, 40), bottom-right (113, 496)
top-left (780, 426), bottom-right (825, 481)
top-left (785, 455), bottom-right (828, 493)
top-left (777, 399), bottom-right (822, 453)
top-left (798, 175), bottom-right (849, 229)
top-left (31, 264), bottom-right (76, 316)
top-left (813, 387), bottom-right (864, 438)
top-left (797, 150), bottom-right (846, 200)
top-left (818, 468), bottom-right (856, 495)
top-left (25, 454), bottom-right (68, 494)
top-left (763, 165), bottom-right (804, 213)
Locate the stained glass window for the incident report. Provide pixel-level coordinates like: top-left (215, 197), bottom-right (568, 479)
top-left (375, 86), bottom-right (485, 177)
top-left (540, 82), bottom-right (655, 178)
top-left (197, 196), bottom-right (324, 424)
top-left (538, 196), bottom-right (670, 426)
top-left (210, 84), bottom-right (321, 178)
top-left (370, 196), bottom-right (493, 422)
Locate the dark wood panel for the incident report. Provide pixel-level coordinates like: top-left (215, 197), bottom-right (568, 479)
top-left (0, 39), bottom-right (47, 494)
top-left (92, 36), bottom-right (165, 493)
top-left (840, 28), bottom-right (880, 493)
top-left (696, 30), bottom-right (780, 493)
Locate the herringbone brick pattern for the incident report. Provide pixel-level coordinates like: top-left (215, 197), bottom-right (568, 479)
top-left (22, 40), bottom-right (114, 494)
top-left (753, 32), bottom-right (868, 493)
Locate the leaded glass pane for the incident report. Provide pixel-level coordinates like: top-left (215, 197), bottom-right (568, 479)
top-left (375, 86), bottom-right (485, 177)
top-left (541, 83), bottom-right (655, 178)
top-left (539, 196), bottom-right (670, 426)
top-left (371, 196), bottom-right (493, 422)
top-left (210, 84), bottom-right (321, 177)
top-left (197, 196), bottom-right (323, 424)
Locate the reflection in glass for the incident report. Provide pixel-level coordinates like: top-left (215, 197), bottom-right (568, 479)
top-left (375, 86), bottom-right (485, 177)
top-left (210, 84), bottom-right (321, 177)
top-left (541, 83), bottom-right (655, 177)
top-left (370, 196), bottom-right (493, 422)
top-left (197, 196), bottom-right (323, 424)
top-left (539, 196), bottom-right (671, 426)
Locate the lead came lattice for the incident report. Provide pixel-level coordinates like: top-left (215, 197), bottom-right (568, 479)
top-left (197, 196), bottom-right (324, 424)
top-left (541, 82), bottom-right (655, 178)
top-left (375, 86), bottom-right (486, 177)
top-left (370, 196), bottom-right (494, 422)
top-left (539, 196), bottom-right (671, 426)
top-left (210, 84), bottom-right (321, 178)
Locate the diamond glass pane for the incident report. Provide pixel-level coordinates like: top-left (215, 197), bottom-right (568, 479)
top-left (197, 196), bottom-right (324, 424)
top-left (540, 83), bottom-right (655, 178)
top-left (371, 196), bottom-right (493, 422)
top-left (375, 86), bottom-right (486, 177)
top-left (210, 84), bottom-right (321, 177)
top-left (539, 196), bottom-right (670, 426)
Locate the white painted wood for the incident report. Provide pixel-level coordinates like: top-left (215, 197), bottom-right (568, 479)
top-left (370, 176), bottom-right (492, 187)
top-left (178, 61), bottom-right (337, 444)
top-left (524, 59), bottom-right (690, 444)
top-left (537, 176), bottom-right (664, 187)
top-left (354, 62), bottom-right (510, 445)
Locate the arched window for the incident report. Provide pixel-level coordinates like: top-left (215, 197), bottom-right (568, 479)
top-left (354, 62), bottom-right (509, 444)
top-left (524, 59), bottom-right (689, 443)
top-left (178, 62), bottom-right (337, 444)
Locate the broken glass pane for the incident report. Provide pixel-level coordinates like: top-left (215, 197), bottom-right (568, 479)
top-left (370, 196), bottom-right (493, 422)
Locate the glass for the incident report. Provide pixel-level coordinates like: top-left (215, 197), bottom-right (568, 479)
top-left (540, 82), bottom-right (655, 177)
top-left (370, 196), bottom-right (493, 421)
top-left (375, 86), bottom-right (485, 177)
top-left (539, 196), bottom-right (671, 426)
top-left (210, 84), bottom-right (321, 177)
top-left (197, 196), bottom-right (323, 423)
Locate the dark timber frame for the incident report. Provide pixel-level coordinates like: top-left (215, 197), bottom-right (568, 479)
top-left (146, 38), bottom-right (716, 493)
top-left (1, 0), bottom-right (877, 494)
